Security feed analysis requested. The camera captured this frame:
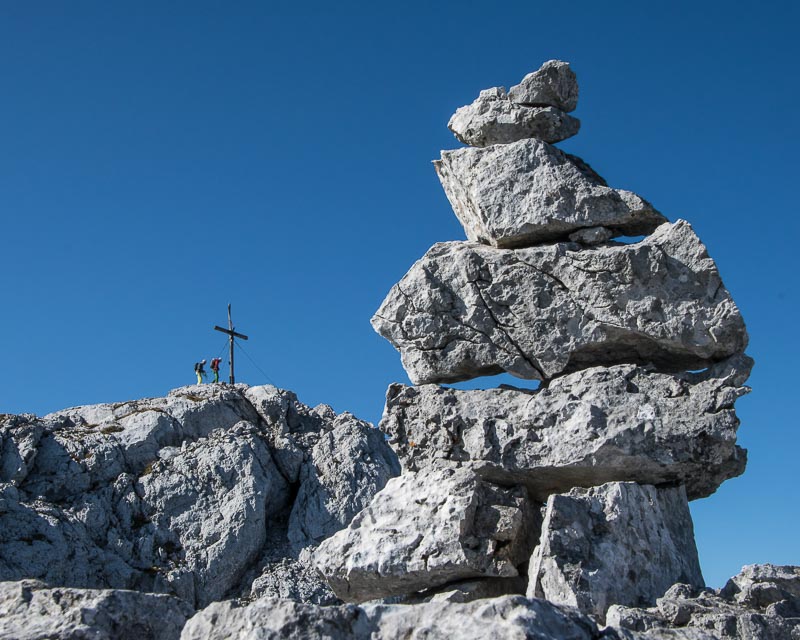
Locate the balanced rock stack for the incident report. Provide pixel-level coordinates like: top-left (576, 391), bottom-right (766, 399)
top-left (314, 61), bottom-right (753, 622)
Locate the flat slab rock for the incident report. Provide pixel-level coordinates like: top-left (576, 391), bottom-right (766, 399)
top-left (0, 579), bottom-right (193, 640)
top-left (381, 354), bottom-right (751, 500)
top-left (181, 595), bottom-right (606, 640)
top-left (312, 464), bottom-right (538, 602)
top-left (434, 137), bottom-right (665, 247)
top-left (528, 482), bottom-right (704, 624)
top-left (372, 220), bottom-right (748, 385)
top-left (448, 86), bottom-right (580, 146)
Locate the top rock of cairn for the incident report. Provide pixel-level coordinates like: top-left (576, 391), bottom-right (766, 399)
top-left (508, 59), bottom-right (579, 111)
top-left (443, 60), bottom-right (665, 247)
top-left (448, 60), bottom-right (580, 147)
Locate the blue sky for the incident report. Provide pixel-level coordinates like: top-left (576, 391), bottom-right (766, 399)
top-left (1, 1), bottom-right (797, 587)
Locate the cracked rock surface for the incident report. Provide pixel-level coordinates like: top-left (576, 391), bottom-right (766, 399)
top-left (508, 59), bottom-right (579, 111)
top-left (0, 579), bottom-right (193, 640)
top-left (312, 464), bottom-right (539, 602)
top-left (434, 138), bottom-right (665, 247)
top-left (181, 594), bottom-right (605, 640)
top-left (0, 384), bottom-right (398, 608)
top-left (448, 86), bottom-right (580, 146)
top-left (381, 354), bottom-right (751, 500)
top-left (528, 482), bottom-right (704, 623)
top-left (607, 565), bottom-right (800, 639)
top-left (372, 220), bottom-right (748, 385)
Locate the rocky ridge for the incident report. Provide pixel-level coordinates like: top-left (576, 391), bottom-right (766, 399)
top-left (0, 60), bottom-right (795, 640)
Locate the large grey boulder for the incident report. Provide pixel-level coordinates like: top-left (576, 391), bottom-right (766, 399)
top-left (508, 60), bottom-right (579, 111)
top-left (0, 384), bottom-right (399, 607)
top-left (138, 421), bottom-right (290, 607)
top-left (448, 87), bottom-right (580, 146)
top-left (312, 464), bottom-right (538, 602)
top-left (528, 482), bottom-right (704, 623)
top-left (434, 137), bottom-right (665, 247)
top-left (0, 580), bottom-right (193, 640)
top-left (287, 412), bottom-right (401, 551)
top-left (181, 595), bottom-right (602, 640)
top-left (381, 354), bottom-right (750, 500)
top-left (372, 220), bottom-right (748, 385)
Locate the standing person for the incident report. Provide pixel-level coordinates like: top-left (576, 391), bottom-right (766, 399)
top-left (194, 359), bottom-right (207, 384)
top-left (210, 357), bottom-right (222, 383)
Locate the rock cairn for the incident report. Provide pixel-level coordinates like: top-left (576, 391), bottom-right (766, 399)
top-left (314, 60), bottom-right (754, 622)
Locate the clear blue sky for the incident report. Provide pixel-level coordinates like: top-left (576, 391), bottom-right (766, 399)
top-left (1, 1), bottom-right (797, 588)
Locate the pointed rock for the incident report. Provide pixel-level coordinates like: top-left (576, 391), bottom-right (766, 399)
top-left (434, 138), bottom-right (665, 247)
top-left (509, 60), bottom-right (579, 111)
top-left (448, 87), bottom-right (580, 146)
top-left (372, 221), bottom-right (748, 385)
top-left (528, 482), bottom-right (704, 623)
top-left (312, 464), bottom-right (538, 602)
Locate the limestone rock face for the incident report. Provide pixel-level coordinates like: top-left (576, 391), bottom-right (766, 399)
top-left (381, 354), bottom-right (750, 500)
top-left (0, 384), bottom-right (398, 607)
top-left (181, 595), bottom-right (603, 640)
top-left (434, 138), bottom-right (666, 247)
top-left (312, 464), bottom-right (538, 602)
top-left (508, 60), bottom-right (579, 112)
top-left (138, 421), bottom-right (290, 607)
top-left (528, 482), bottom-right (704, 623)
top-left (372, 221), bottom-right (748, 385)
top-left (448, 87), bottom-right (580, 146)
top-left (288, 413), bottom-right (401, 550)
top-left (0, 580), bottom-right (193, 640)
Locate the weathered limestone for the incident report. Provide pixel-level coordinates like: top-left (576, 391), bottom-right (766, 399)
top-left (508, 60), bottom-right (579, 111)
top-left (608, 566), bottom-right (800, 639)
top-left (372, 221), bottom-right (748, 385)
top-left (0, 384), bottom-right (399, 607)
top-left (448, 87), bottom-right (580, 146)
top-left (0, 580), bottom-right (193, 640)
top-left (528, 482), bottom-right (704, 623)
top-left (381, 354), bottom-right (750, 500)
top-left (181, 595), bottom-right (603, 640)
top-left (312, 464), bottom-right (538, 602)
top-left (288, 413), bottom-right (401, 550)
top-left (434, 138), bottom-right (665, 247)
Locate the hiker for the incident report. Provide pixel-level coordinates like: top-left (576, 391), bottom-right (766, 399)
top-left (194, 359), bottom-right (207, 384)
top-left (210, 357), bottom-right (222, 383)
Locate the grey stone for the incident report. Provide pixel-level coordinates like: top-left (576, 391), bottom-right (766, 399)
top-left (0, 384), bottom-right (398, 607)
top-left (400, 575), bottom-right (528, 604)
top-left (721, 564), bottom-right (800, 609)
top-left (372, 221), bottom-right (748, 385)
top-left (0, 579), bottom-right (193, 640)
top-left (180, 595), bottom-right (601, 640)
top-left (570, 226), bottom-right (615, 245)
top-left (508, 60), bottom-right (579, 111)
top-left (528, 482), bottom-right (704, 623)
top-left (448, 87), bottom-right (580, 146)
top-left (288, 413), bottom-right (401, 551)
top-left (381, 354), bottom-right (751, 500)
top-left (434, 138), bottom-right (666, 247)
top-left (609, 566), bottom-right (800, 639)
top-left (312, 464), bottom-right (538, 602)
top-left (138, 421), bottom-right (290, 607)
top-left (248, 558), bottom-right (339, 605)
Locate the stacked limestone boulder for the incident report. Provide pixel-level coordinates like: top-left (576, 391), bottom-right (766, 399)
top-left (314, 60), bottom-right (754, 623)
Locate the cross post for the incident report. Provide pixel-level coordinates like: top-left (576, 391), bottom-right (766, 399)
top-left (214, 304), bottom-right (249, 384)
